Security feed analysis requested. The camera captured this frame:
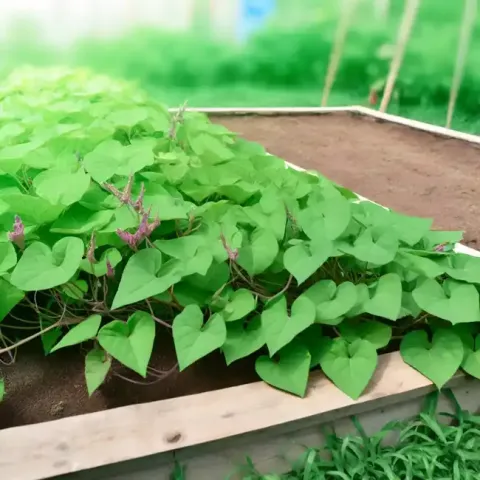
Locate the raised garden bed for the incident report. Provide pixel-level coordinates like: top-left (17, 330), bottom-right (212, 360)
top-left (2, 72), bottom-right (480, 480)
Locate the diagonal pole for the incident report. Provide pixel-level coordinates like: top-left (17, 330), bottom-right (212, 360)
top-left (321, 0), bottom-right (358, 107)
top-left (379, 0), bottom-right (420, 113)
top-left (446, 0), bottom-right (477, 129)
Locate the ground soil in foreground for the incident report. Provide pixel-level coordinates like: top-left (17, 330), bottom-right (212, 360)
top-left (2, 112), bottom-right (480, 429)
top-left (216, 112), bottom-right (480, 247)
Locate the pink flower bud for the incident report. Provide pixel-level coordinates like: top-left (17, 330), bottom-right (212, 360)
top-left (106, 259), bottom-right (115, 278)
top-left (121, 174), bottom-right (134, 204)
top-left (8, 215), bottom-right (25, 250)
top-left (133, 183), bottom-right (145, 212)
top-left (116, 229), bottom-right (137, 249)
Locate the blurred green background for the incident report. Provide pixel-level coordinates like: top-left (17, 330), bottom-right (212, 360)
top-left (1, 0), bottom-right (479, 132)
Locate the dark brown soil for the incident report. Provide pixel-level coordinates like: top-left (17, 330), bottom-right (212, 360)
top-left (216, 112), bottom-right (480, 247)
top-left (3, 112), bottom-right (480, 430)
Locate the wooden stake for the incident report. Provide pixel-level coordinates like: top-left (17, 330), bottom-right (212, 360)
top-left (446, 0), bottom-right (477, 129)
top-left (379, 0), bottom-right (420, 113)
top-left (321, 0), bottom-right (358, 107)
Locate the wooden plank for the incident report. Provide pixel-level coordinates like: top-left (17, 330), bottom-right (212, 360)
top-left (52, 380), bottom-right (480, 480)
top-left (0, 352), bottom-right (466, 479)
top-left (353, 106), bottom-right (480, 145)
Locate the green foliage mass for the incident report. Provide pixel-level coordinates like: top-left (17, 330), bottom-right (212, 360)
top-left (0, 67), bottom-right (479, 402)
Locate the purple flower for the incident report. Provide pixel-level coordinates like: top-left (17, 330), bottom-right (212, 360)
top-left (106, 259), bottom-right (115, 278)
top-left (116, 212), bottom-right (161, 249)
top-left (120, 174), bottom-right (134, 204)
top-left (8, 215), bottom-right (25, 250)
top-left (133, 183), bottom-right (145, 212)
top-left (116, 229), bottom-right (138, 249)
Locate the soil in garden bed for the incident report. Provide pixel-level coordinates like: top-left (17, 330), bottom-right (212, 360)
top-left (215, 112), bottom-right (480, 247)
top-left (0, 333), bottom-right (258, 429)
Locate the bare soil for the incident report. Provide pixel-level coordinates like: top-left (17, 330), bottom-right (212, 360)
top-left (2, 112), bottom-right (480, 430)
top-left (216, 112), bottom-right (480, 247)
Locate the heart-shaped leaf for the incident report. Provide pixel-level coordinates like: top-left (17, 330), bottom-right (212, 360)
top-left (339, 319), bottom-right (392, 349)
top-left (0, 242), bottom-right (17, 275)
top-left (222, 289), bottom-right (256, 322)
top-left (0, 278), bottom-right (24, 322)
top-left (83, 138), bottom-right (155, 183)
top-left (319, 338), bottom-right (378, 400)
top-left (394, 250), bottom-right (445, 279)
top-left (10, 237), bottom-right (84, 291)
top-left (299, 196), bottom-right (351, 241)
top-left (80, 248), bottom-right (122, 278)
top-left (33, 167), bottom-right (91, 206)
top-left (442, 254), bottom-right (480, 284)
top-left (112, 249), bottom-right (184, 309)
top-left (98, 311), bottom-right (155, 377)
top-left (338, 227), bottom-right (398, 266)
top-left (363, 273), bottom-right (402, 321)
top-left (462, 334), bottom-right (480, 379)
top-left (302, 280), bottom-right (357, 325)
top-left (223, 316), bottom-right (265, 365)
top-left (173, 305), bottom-right (227, 371)
top-left (261, 295), bottom-right (315, 356)
top-left (51, 204), bottom-right (114, 234)
top-left (413, 278), bottom-right (480, 324)
top-left (400, 329), bottom-right (463, 388)
top-left (297, 325), bottom-right (329, 367)
top-left (284, 237), bottom-right (333, 285)
top-left (237, 227), bottom-right (278, 276)
top-left (51, 315), bottom-right (102, 353)
top-left (255, 342), bottom-right (311, 397)
top-left (85, 347), bottom-right (112, 396)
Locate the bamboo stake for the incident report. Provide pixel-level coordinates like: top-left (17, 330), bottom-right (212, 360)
top-left (446, 0), bottom-right (477, 129)
top-left (379, 0), bottom-right (420, 113)
top-left (321, 0), bottom-right (358, 107)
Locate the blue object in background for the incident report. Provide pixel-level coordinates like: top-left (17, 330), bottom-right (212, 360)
top-left (237, 0), bottom-right (276, 43)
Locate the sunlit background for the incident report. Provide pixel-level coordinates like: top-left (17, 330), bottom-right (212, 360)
top-left (1, 0), bottom-right (479, 132)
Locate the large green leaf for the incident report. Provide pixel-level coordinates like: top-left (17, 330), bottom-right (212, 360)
top-left (302, 280), bottom-right (357, 325)
top-left (413, 278), bottom-right (480, 324)
top-left (0, 242), bottom-right (17, 274)
top-left (237, 228), bottom-right (279, 277)
top-left (83, 138), bottom-right (156, 183)
top-left (33, 167), bottom-right (91, 206)
top-left (299, 196), bottom-right (351, 241)
top-left (319, 338), bottom-right (378, 400)
top-left (173, 305), bottom-right (227, 371)
top-left (85, 348), bottom-right (112, 396)
top-left (363, 273), bottom-right (402, 321)
top-left (0, 278), bottom-right (24, 322)
top-left (339, 319), bottom-right (392, 350)
top-left (283, 237), bottom-right (333, 285)
top-left (112, 249), bottom-right (184, 309)
top-left (223, 316), bottom-right (265, 365)
top-left (10, 237), bottom-right (84, 291)
top-left (338, 227), bottom-right (398, 266)
top-left (400, 329), bottom-right (463, 388)
top-left (0, 193), bottom-right (64, 225)
top-left (97, 311), bottom-right (155, 377)
top-left (255, 342), bottom-right (311, 397)
top-left (51, 204), bottom-right (114, 234)
top-left (51, 315), bottom-right (102, 352)
top-left (261, 295), bottom-right (315, 356)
